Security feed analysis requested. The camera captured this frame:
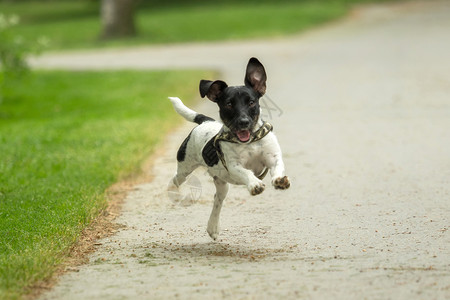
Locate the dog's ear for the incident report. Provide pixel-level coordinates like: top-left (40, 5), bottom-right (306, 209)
top-left (199, 80), bottom-right (228, 102)
top-left (244, 57), bottom-right (267, 96)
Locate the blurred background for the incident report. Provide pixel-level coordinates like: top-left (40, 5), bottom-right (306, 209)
top-left (0, 0), bottom-right (396, 51)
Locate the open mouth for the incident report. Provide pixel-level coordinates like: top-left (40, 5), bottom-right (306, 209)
top-left (235, 130), bottom-right (251, 142)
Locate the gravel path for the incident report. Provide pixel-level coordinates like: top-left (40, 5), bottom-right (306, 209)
top-left (38, 1), bottom-right (450, 299)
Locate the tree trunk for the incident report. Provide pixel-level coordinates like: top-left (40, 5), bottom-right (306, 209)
top-left (100, 0), bottom-right (136, 39)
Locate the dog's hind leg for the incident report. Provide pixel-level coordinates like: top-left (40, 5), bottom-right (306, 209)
top-left (207, 177), bottom-right (229, 240)
top-left (167, 161), bottom-right (197, 201)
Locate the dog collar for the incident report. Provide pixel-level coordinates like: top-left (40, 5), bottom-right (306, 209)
top-left (213, 122), bottom-right (273, 179)
top-left (214, 121), bottom-right (273, 145)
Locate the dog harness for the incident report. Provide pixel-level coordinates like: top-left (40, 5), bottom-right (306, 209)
top-left (202, 122), bottom-right (273, 180)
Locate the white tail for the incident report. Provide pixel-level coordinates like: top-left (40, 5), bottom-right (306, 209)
top-left (168, 97), bottom-right (198, 123)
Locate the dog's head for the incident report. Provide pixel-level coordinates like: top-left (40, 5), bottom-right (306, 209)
top-left (199, 57), bottom-right (267, 143)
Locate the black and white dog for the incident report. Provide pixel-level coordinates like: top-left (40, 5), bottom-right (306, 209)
top-left (168, 57), bottom-right (290, 240)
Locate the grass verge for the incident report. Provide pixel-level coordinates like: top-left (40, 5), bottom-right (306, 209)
top-left (0, 69), bottom-right (211, 299)
top-left (0, 0), bottom-right (398, 50)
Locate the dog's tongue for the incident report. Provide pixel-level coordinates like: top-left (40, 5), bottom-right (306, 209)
top-left (236, 130), bottom-right (251, 142)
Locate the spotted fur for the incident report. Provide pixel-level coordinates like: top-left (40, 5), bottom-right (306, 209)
top-left (168, 58), bottom-right (290, 240)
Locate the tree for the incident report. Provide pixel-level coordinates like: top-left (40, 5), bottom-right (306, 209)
top-left (100, 0), bottom-right (137, 39)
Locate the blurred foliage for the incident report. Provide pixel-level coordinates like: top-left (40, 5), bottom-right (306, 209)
top-left (0, 13), bottom-right (46, 102)
top-left (0, 14), bottom-right (27, 75)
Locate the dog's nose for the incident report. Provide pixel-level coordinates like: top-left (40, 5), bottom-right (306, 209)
top-left (238, 117), bottom-right (251, 128)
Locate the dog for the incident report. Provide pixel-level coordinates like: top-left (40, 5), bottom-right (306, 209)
top-left (168, 57), bottom-right (290, 240)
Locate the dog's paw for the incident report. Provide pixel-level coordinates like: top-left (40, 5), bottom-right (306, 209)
top-left (207, 223), bottom-right (219, 240)
top-left (273, 176), bottom-right (290, 190)
top-left (248, 181), bottom-right (265, 196)
top-left (167, 180), bottom-right (184, 203)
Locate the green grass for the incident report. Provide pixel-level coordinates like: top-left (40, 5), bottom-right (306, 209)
top-left (0, 0), bottom-right (398, 51)
top-left (0, 69), bottom-right (211, 299)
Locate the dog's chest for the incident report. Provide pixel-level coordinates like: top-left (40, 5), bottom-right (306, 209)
top-left (222, 140), bottom-right (267, 173)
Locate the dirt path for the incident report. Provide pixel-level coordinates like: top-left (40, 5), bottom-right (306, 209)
top-left (38, 1), bottom-right (450, 299)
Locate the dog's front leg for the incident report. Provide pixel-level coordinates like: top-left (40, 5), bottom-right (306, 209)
top-left (268, 152), bottom-right (290, 190)
top-left (207, 177), bottom-right (229, 240)
top-left (228, 164), bottom-right (265, 195)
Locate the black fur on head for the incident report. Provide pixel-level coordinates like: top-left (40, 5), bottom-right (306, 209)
top-left (199, 57), bottom-right (267, 143)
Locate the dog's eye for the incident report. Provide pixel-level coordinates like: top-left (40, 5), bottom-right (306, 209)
top-left (226, 102), bottom-right (232, 109)
top-left (249, 100), bottom-right (256, 107)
